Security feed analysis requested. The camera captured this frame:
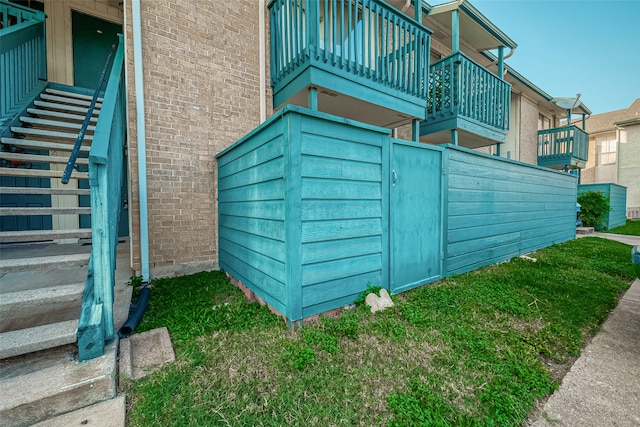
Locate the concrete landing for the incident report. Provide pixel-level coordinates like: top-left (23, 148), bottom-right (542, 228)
top-left (531, 279), bottom-right (640, 426)
top-left (576, 227), bottom-right (594, 235)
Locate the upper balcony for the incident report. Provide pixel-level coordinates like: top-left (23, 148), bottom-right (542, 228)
top-left (537, 125), bottom-right (589, 170)
top-left (269, 0), bottom-right (432, 128)
top-left (419, 51), bottom-right (510, 148)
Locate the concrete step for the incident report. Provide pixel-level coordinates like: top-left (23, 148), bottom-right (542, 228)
top-left (0, 186), bottom-right (90, 196)
top-left (0, 152), bottom-right (89, 166)
top-left (19, 116), bottom-right (96, 132)
top-left (0, 340), bottom-right (117, 426)
top-left (0, 320), bottom-right (78, 359)
top-left (33, 101), bottom-right (100, 116)
top-left (0, 284), bottom-right (84, 333)
top-left (27, 108), bottom-right (98, 124)
top-left (0, 253), bottom-right (90, 274)
top-left (9, 127), bottom-right (93, 142)
top-left (45, 88), bottom-right (104, 103)
top-left (40, 94), bottom-right (103, 109)
top-left (577, 227), bottom-right (595, 235)
top-left (0, 168), bottom-right (89, 180)
top-left (0, 228), bottom-right (92, 243)
top-left (0, 206), bottom-right (91, 216)
top-left (0, 137), bottom-right (90, 153)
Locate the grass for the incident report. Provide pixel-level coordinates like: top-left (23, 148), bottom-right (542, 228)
top-left (605, 219), bottom-right (640, 236)
top-left (122, 237), bottom-right (635, 426)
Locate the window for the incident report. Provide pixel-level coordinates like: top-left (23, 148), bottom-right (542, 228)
top-left (596, 136), bottom-right (617, 165)
top-left (538, 114), bottom-right (551, 130)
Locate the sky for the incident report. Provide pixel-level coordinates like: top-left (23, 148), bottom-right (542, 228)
top-left (430, 0), bottom-right (640, 115)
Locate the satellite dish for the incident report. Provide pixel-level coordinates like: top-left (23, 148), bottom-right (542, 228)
top-left (551, 94), bottom-right (582, 111)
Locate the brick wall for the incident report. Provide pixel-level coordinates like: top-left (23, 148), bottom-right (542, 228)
top-left (125, 0), bottom-right (272, 277)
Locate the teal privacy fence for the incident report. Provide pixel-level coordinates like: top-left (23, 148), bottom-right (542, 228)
top-left (578, 183), bottom-right (627, 230)
top-left (77, 35), bottom-right (127, 361)
top-left (0, 1), bottom-right (47, 126)
top-left (217, 106), bottom-right (577, 324)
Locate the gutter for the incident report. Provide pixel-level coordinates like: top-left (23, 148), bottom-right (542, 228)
top-left (132, 0), bottom-right (150, 283)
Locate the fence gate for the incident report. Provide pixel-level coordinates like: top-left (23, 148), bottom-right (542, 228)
top-left (389, 139), bottom-right (443, 293)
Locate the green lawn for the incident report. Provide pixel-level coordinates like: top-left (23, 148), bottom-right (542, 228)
top-left (122, 237), bottom-right (635, 426)
top-left (605, 219), bottom-right (640, 236)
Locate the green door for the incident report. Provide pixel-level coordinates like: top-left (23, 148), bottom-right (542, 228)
top-left (390, 140), bottom-right (443, 293)
top-left (72, 11), bottom-right (122, 89)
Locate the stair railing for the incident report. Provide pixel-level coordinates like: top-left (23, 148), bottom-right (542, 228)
top-left (77, 34), bottom-right (127, 361)
top-left (0, 1), bottom-right (47, 126)
top-left (62, 44), bottom-right (117, 184)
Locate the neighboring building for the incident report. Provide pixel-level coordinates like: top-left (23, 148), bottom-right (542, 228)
top-left (580, 99), bottom-right (640, 218)
top-left (1, 0), bottom-right (586, 365)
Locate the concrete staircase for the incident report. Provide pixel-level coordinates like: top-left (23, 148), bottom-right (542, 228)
top-left (0, 87), bottom-right (131, 426)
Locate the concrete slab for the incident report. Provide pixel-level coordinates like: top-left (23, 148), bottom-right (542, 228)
top-left (592, 232), bottom-right (640, 246)
top-left (0, 340), bottom-right (117, 427)
top-left (531, 279), bottom-right (640, 427)
top-left (119, 327), bottom-right (175, 380)
top-left (30, 395), bottom-right (125, 427)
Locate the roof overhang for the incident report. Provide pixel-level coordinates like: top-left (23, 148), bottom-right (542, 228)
top-left (428, 0), bottom-right (517, 51)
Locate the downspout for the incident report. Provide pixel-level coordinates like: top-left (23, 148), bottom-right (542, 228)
top-left (259, 0), bottom-right (267, 123)
top-left (401, 0), bottom-right (411, 12)
top-left (132, 0), bottom-right (150, 283)
top-left (120, 0), bottom-right (151, 338)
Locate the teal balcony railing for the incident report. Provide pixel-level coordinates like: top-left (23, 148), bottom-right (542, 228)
top-left (537, 125), bottom-right (589, 169)
top-left (422, 52), bottom-right (510, 143)
top-left (0, 1), bottom-right (47, 125)
top-left (77, 35), bottom-right (127, 361)
top-left (269, 0), bottom-right (432, 119)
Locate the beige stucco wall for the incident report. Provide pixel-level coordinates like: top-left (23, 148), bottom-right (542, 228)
top-left (518, 96), bottom-right (539, 165)
top-left (619, 125), bottom-right (640, 213)
top-left (124, 0), bottom-right (272, 277)
top-left (502, 92), bottom-right (520, 161)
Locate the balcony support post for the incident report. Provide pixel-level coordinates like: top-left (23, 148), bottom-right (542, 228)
top-left (582, 114), bottom-right (586, 131)
top-left (451, 10), bottom-right (460, 54)
top-left (451, 129), bottom-right (458, 145)
top-left (308, 87), bottom-right (318, 111)
top-left (497, 46), bottom-right (504, 78)
top-left (412, 119), bottom-right (420, 142)
top-left (414, 0), bottom-right (421, 21)
top-left (496, 143), bottom-right (501, 157)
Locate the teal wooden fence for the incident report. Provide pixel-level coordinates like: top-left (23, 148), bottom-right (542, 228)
top-left (578, 183), bottom-right (627, 230)
top-left (537, 125), bottom-right (588, 168)
top-left (269, 0), bottom-right (431, 118)
top-left (77, 35), bottom-right (127, 361)
top-left (424, 52), bottom-right (510, 134)
top-left (218, 106), bottom-right (578, 324)
top-left (0, 1), bottom-right (47, 126)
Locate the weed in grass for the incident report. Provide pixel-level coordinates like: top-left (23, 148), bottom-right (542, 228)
top-left (354, 281), bottom-right (383, 306)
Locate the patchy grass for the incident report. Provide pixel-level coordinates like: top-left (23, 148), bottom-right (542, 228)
top-left (122, 238), bottom-right (634, 426)
top-left (605, 219), bottom-right (640, 236)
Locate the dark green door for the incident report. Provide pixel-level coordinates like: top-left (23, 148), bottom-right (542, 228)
top-left (72, 11), bottom-right (122, 89)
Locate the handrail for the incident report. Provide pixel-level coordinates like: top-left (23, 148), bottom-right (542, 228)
top-left (0, 1), bottom-right (47, 123)
top-left (62, 44), bottom-right (116, 184)
top-left (77, 34), bottom-right (127, 361)
top-left (427, 51), bottom-right (510, 132)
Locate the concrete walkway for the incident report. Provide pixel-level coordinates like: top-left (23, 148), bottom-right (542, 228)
top-left (532, 233), bottom-right (640, 426)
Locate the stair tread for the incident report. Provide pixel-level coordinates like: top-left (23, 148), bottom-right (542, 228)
top-left (0, 168), bottom-right (89, 179)
top-left (27, 108), bottom-right (98, 123)
top-left (0, 207), bottom-right (92, 215)
top-left (40, 94), bottom-right (102, 109)
top-left (45, 88), bottom-right (104, 103)
top-left (33, 101), bottom-right (100, 116)
top-left (0, 229), bottom-right (92, 243)
top-left (20, 116), bottom-right (96, 132)
top-left (0, 253), bottom-right (91, 274)
top-left (1, 138), bottom-right (91, 152)
top-left (0, 320), bottom-right (78, 360)
top-left (0, 152), bottom-right (89, 165)
top-left (10, 127), bottom-right (93, 141)
top-left (0, 187), bottom-right (91, 195)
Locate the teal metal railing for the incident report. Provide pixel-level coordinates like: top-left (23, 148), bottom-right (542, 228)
top-left (269, 0), bottom-right (431, 99)
top-left (537, 125), bottom-right (588, 163)
top-left (77, 34), bottom-right (127, 361)
top-left (0, 1), bottom-right (47, 124)
top-left (427, 52), bottom-right (510, 132)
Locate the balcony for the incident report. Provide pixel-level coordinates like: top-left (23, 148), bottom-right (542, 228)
top-left (419, 52), bottom-right (511, 148)
top-left (537, 125), bottom-right (588, 170)
top-left (269, 0), bottom-right (432, 128)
